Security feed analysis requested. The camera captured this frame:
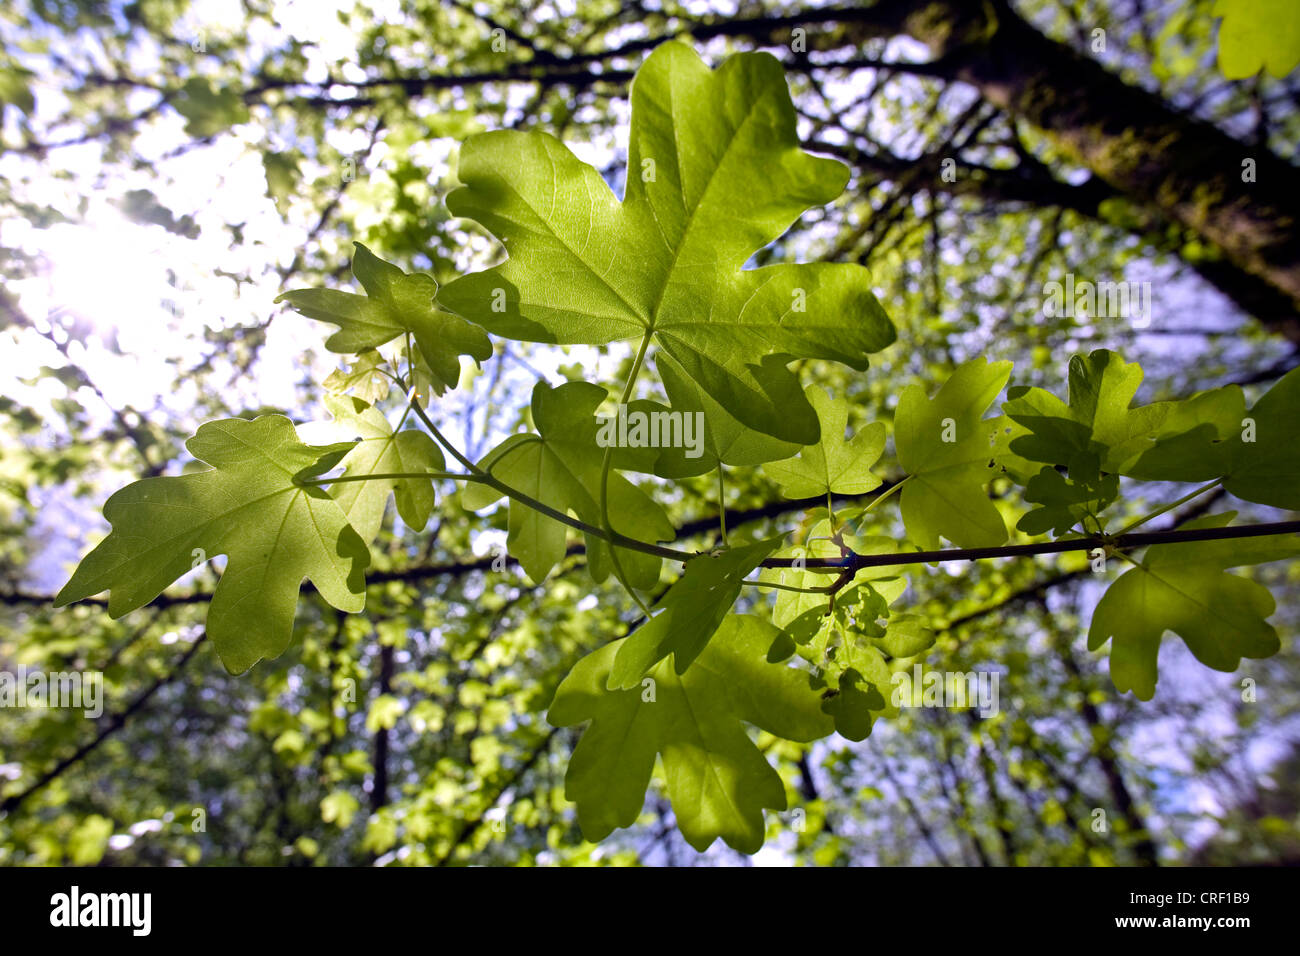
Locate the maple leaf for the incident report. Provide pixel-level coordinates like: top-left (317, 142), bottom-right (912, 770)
top-left (323, 395), bottom-right (444, 542)
top-left (1126, 367), bottom-right (1300, 510)
top-left (438, 42), bottom-right (894, 446)
top-left (1002, 349), bottom-right (1172, 474)
top-left (1017, 459), bottom-right (1119, 537)
top-left (1213, 0), bottom-right (1300, 79)
top-left (607, 537), bottom-right (781, 689)
top-left (1088, 512), bottom-right (1300, 699)
top-left (896, 357), bottom-right (1012, 550)
top-left (548, 614), bottom-right (833, 853)
top-left (277, 242), bottom-right (492, 396)
top-left (322, 349), bottom-right (392, 406)
top-left (460, 381), bottom-right (675, 587)
top-left (55, 416), bottom-right (370, 673)
top-left (764, 385), bottom-right (885, 499)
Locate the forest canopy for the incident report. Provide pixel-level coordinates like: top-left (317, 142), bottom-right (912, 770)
top-left (1, 0), bottom-right (1299, 867)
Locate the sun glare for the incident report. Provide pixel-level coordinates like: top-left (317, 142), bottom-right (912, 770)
top-left (23, 204), bottom-right (176, 340)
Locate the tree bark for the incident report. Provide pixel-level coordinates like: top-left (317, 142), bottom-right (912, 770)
top-left (875, 0), bottom-right (1300, 336)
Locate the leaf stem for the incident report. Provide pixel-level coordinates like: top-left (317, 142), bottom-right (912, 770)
top-left (410, 395), bottom-right (485, 476)
top-left (403, 331), bottom-right (415, 391)
top-left (861, 475), bottom-right (910, 517)
top-left (408, 388), bottom-right (691, 564)
top-left (1114, 479), bottom-right (1222, 536)
top-left (598, 332), bottom-right (656, 616)
top-left (718, 464), bottom-right (729, 545)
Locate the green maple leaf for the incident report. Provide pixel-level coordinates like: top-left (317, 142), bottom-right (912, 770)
top-left (276, 242), bottom-right (492, 396)
top-left (548, 614), bottom-right (833, 853)
top-left (55, 416), bottom-right (371, 673)
top-left (819, 668), bottom-right (887, 743)
top-left (322, 349), bottom-right (392, 406)
top-left (1125, 367), bottom-right (1300, 509)
top-left (896, 357), bottom-right (1012, 550)
top-left (759, 517), bottom-right (903, 628)
top-left (778, 578), bottom-right (917, 740)
top-left (1123, 384), bottom-right (1244, 482)
top-left (1017, 459), bottom-right (1119, 537)
top-left (1222, 367), bottom-right (1300, 508)
top-left (323, 395), bottom-right (444, 541)
top-left (173, 77), bottom-right (249, 138)
top-left (1088, 513), bottom-right (1300, 700)
top-left (1003, 350), bottom-right (1172, 474)
top-left (764, 385), bottom-right (885, 499)
top-left (1214, 0), bottom-right (1300, 78)
top-left (607, 537), bottom-right (781, 689)
top-left (438, 41), bottom-right (894, 446)
top-left (618, 359), bottom-right (803, 479)
top-left (460, 381), bottom-right (675, 587)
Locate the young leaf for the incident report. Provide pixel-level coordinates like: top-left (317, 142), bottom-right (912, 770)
top-left (896, 357), bottom-right (1012, 550)
top-left (1017, 459), bottom-right (1119, 537)
top-left (276, 242), bottom-right (492, 396)
top-left (322, 349), bottom-right (392, 407)
top-left (1125, 367), bottom-right (1300, 509)
top-left (548, 614), bottom-right (833, 853)
top-left (760, 519), bottom-right (903, 628)
top-left (764, 385), bottom-right (885, 499)
top-left (1003, 350), bottom-right (1171, 473)
top-left (323, 395), bottom-right (444, 540)
top-left (779, 579), bottom-right (910, 740)
top-left (820, 669), bottom-right (887, 743)
top-left (607, 537), bottom-right (781, 689)
top-left (460, 381), bottom-right (674, 587)
top-left (1088, 513), bottom-right (1300, 700)
top-left (54, 416), bottom-right (371, 673)
top-left (439, 42), bottom-right (894, 445)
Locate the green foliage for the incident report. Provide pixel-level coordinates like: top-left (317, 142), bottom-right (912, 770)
top-left (1128, 366), bottom-right (1300, 509)
top-left (323, 350), bottom-right (392, 407)
top-left (325, 395), bottom-right (444, 539)
top-left (461, 380), bottom-right (674, 587)
top-left (896, 357), bottom-right (1011, 549)
top-left (278, 242), bottom-right (492, 397)
top-left (438, 42), bottom-right (895, 446)
top-left (1089, 513), bottom-right (1300, 700)
top-left (1005, 349), bottom-right (1170, 475)
top-left (55, 416), bottom-right (370, 673)
top-left (52, 41), bottom-right (1300, 857)
top-left (764, 386), bottom-right (885, 499)
top-left (608, 537), bottom-right (780, 688)
top-left (1213, 0), bottom-right (1300, 78)
top-left (548, 614), bottom-right (831, 852)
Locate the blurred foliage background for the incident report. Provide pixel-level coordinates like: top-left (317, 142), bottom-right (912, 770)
top-left (1, 0), bottom-right (1298, 866)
